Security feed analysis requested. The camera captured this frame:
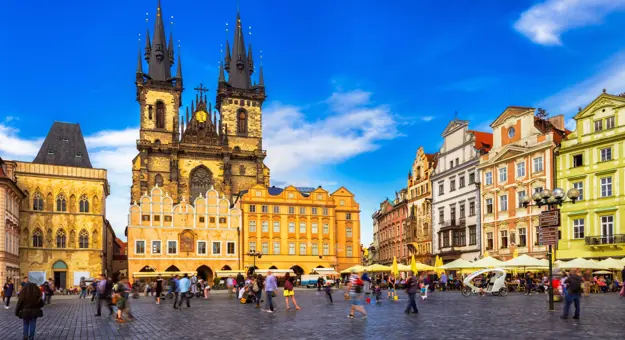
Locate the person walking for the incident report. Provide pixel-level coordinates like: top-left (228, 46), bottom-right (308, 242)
top-left (42, 279), bottom-right (53, 305)
top-left (154, 276), bottom-right (163, 304)
top-left (113, 278), bottom-right (127, 323)
top-left (440, 272), bottom-right (448, 292)
top-left (387, 276), bottom-right (396, 300)
top-left (172, 275), bottom-right (181, 309)
top-left (346, 269), bottom-right (367, 319)
top-left (78, 278), bottom-right (87, 299)
top-left (253, 274), bottom-right (264, 308)
top-left (3, 278), bottom-right (14, 309)
top-left (361, 271), bottom-right (371, 295)
top-left (95, 274), bottom-right (113, 317)
top-left (283, 273), bottom-right (300, 311)
top-left (524, 272), bottom-right (533, 296)
top-left (264, 270), bottom-right (278, 313)
top-left (176, 274), bottom-right (191, 309)
top-left (15, 282), bottom-right (44, 340)
top-left (561, 268), bottom-right (582, 320)
top-left (404, 271), bottom-right (419, 314)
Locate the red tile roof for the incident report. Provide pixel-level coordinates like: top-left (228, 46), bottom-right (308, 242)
top-left (468, 130), bottom-right (493, 152)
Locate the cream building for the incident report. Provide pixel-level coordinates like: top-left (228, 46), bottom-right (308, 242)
top-left (0, 158), bottom-right (25, 287)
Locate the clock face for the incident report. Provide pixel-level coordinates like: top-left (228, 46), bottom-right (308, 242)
top-left (196, 110), bottom-right (207, 123)
top-left (508, 127), bottom-right (515, 138)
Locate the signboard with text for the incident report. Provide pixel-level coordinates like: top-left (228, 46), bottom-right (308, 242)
top-left (539, 227), bottom-right (559, 246)
top-left (539, 210), bottom-right (560, 228)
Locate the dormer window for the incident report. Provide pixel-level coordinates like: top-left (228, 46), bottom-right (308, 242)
top-left (75, 153), bottom-right (82, 158)
top-left (48, 150), bottom-right (54, 155)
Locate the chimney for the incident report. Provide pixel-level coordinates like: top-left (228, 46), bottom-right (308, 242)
top-left (548, 115), bottom-right (565, 131)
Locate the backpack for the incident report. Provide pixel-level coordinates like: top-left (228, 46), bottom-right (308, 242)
top-left (284, 279), bottom-right (293, 291)
top-left (354, 277), bottom-right (364, 294)
top-left (252, 281), bottom-right (260, 292)
top-left (567, 275), bottom-right (582, 294)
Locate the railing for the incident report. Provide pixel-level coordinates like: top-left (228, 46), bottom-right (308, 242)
top-left (585, 234), bottom-right (625, 245)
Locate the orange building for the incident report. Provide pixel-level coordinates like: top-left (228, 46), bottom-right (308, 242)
top-left (477, 107), bottom-right (568, 259)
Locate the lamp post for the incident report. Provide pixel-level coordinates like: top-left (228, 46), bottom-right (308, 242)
top-left (246, 250), bottom-right (263, 275)
top-left (521, 187), bottom-right (579, 311)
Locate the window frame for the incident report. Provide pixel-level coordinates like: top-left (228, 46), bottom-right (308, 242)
top-left (600, 177), bottom-right (613, 197)
top-left (226, 241), bottom-right (236, 255)
top-left (485, 198), bottom-right (493, 214)
top-left (499, 195), bottom-right (508, 211)
top-left (572, 154), bottom-right (583, 168)
top-left (249, 220), bottom-right (257, 232)
top-left (197, 240), bottom-right (207, 255)
top-left (600, 147), bottom-right (612, 162)
top-left (135, 240), bottom-right (146, 255)
top-left (533, 156), bottom-right (544, 172)
top-left (516, 162), bottom-right (525, 177)
top-left (212, 241), bottom-right (222, 255)
top-left (485, 172), bottom-right (493, 185)
top-left (498, 167), bottom-right (507, 183)
top-left (572, 219), bottom-right (584, 239)
top-left (151, 240), bottom-right (162, 255)
top-left (167, 240), bottom-right (178, 255)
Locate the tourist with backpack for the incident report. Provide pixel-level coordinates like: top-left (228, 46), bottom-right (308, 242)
top-left (404, 271), bottom-right (419, 314)
top-left (561, 268), bottom-right (582, 320)
top-left (15, 282), bottom-right (44, 340)
top-left (283, 273), bottom-right (300, 311)
top-left (346, 269), bottom-right (367, 319)
top-left (253, 274), bottom-right (264, 308)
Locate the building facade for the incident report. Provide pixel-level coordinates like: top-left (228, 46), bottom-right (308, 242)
top-left (557, 91), bottom-right (625, 260)
top-left (240, 185), bottom-right (361, 274)
top-left (477, 107), bottom-right (567, 260)
top-left (376, 191), bottom-right (408, 265)
top-left (112, 238), bottom-right (128, 278)
top-left (406, 147), bottom-right (437, 264)
top-left (0, 158), bottom-right (25, 287)
top-left (431, 119), bottom-right (492, 263)
top-left (127, 186), bottom-right (242, 282)
top-left (16, 122), bottom-right (113, 288)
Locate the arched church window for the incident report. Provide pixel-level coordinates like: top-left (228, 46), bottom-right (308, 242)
top-left (237, 109), bottom-right (248, 134)
top-left (79, 229), bottom-right (89, 249)
top-left (33, 192), bottom-right (44, 211)
top-left (156, 101), bottom-right (165, 129)
top-left (32, 229), bottom-right (43, 248)
top-left (56, 229), bottom-right (67, 248)
top-left (190, 166), bottom-right (213, 203)
top-left (79, 194), bottom-right (89, 213)
top-left (56, 194), bottom-right (67, 212)
top-left (155, 174), bottom-right (164, 187)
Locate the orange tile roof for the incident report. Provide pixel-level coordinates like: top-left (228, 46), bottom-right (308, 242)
top-left (468, 130), bottom-right (493, 152)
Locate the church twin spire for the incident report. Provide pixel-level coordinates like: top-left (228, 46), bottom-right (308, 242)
top-left (221, 10), bottom-right (264, 90)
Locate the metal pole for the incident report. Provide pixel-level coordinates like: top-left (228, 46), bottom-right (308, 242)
top-left (548, 244), bottom-right (554, 311)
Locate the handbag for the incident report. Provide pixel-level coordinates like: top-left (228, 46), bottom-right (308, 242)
top-left (271, 291), bottom-right (276, 297)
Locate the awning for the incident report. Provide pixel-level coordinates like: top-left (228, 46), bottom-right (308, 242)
top-left (132, 271), bottom-right (197, 278)
top-left (312, 268), bottom-right (339, 275)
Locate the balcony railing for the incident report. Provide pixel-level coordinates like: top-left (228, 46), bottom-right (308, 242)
top-left (585, 234), bottom-right (625, 246)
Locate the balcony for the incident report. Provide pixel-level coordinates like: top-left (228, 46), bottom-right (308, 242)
top-left (585, 235), bottom-right (625, 247)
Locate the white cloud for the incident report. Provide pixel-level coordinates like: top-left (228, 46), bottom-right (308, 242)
top-left (0, 125), bottom-right (42, 159)
top-left (514, 0), bottom-right (625, 45)
top-left (421, 116), bottom-right (434, 122)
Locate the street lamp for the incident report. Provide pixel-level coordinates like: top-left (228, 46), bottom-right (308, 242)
top-left (521, 187), bottom-right (579, 312)
top-left (246, 250), bottom-right (263, 275)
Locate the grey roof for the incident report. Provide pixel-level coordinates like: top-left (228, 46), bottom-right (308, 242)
top-left (33, 122), bottom-right (92, 168)
top-left (224, 11), bottom-right (253, 89)
top-left (145, 0), bottom-right (173, 82)
top-left (268, 187), bottom-right (284, 195)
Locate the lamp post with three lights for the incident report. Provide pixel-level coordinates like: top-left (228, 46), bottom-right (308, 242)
top-left (520, 187), bottom-right (580, 311)
top-left (246, 250), bottom-right (263, 275)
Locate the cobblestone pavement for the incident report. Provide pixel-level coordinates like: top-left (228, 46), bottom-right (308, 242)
top-left (0, 290), bottom-right (622, 339)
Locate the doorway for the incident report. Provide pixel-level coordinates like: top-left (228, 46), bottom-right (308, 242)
top-left (54, 271), bottom-right (67, 290)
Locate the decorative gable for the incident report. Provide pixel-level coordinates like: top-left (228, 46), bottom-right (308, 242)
top-left (441, 119), bottom-right (468, 137)
top-left (490, 106), bottom-right (534, 128)
top-left (573, 93), bottom-right (625, 120)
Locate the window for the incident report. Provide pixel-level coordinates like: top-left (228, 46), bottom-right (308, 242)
top-left (601, 216), bottom-right (614, 244)
top-left (299, 207), bottom-right (306, 215)
top-left (499, 195), bottom-right (508, 211)
top-left (79, 195), bottom-right (89, 213)
top-left (312, 207), bottom-right (318, 215)
top-left (498, 167), bottom-right (507, 183)
top-left (211, 242), bottom-right (221, 255)
top-left (56, 194), bottom-right (66, 212)
top-left (469, 201), bottom-right (475, 216)
top-left (449, 161), bottom-right (453, 168)
top-left (438, 182), bottom-right (444, 195)
top-left (600, 147), bottom-right (612, 162)
top-left (485, 198), bottom-right (493, 214)
top-left (312, 223), bottom-right (318, 234)
top-left (594, 120), bottom-right (603, 132)
top-left (288, 207), bottom-right (295, 214)
top-left (346, 212), bottom-right (352, 220)
top-left (261, 205), bottom-right (268, 213)
top-left (198, 217), bottom-right (205, 223)
top-left (237, 109), bottom-right (247, 134)
top-left (273, 221), bottom-right (280, 233)
top-left (289, 242), bottom-right (295, 255)
top-left (32, 192), bottom-right (44, 211)
top-left (299, 222), bottom-right (306, 234)
top-left (601, 177), bottom-right (612, 197)
top-left (156, 101), bottom-right (165, 128)
top-left (485, 172), bottom-right (493, 185)
top-left (288, 222), bottom-right (295, 233)
top-left (450, 179), bottom-right (456, 191)
top-left (572, 154), bottom-right (583, 167)
top-left (190, 166), bottom-right (213, 202)
top-left (197, 241), bottom-right (207, 255)
top-left (255, 191), bottom-right (261, 197)
top-left (346, 227), bottom-right (352, 238)
top-left (56, 229), bottom-right (66, 248)
top-left (32, 229), bottom-right (43, 248)
top-left (534, 186), bottom-right (544, 195)
top-left (299, 243), bottom-right (306, 255)
top-left (458, 176), bottom-right (465, 188)
top-left (469, 172), bottom-right (475, 184)
top-left (168, 241), bottom-right (178, 254)
top-left (606, 116), bottom-right (615, 129)
top-left (249, 241), bottom-right (256, 252)
top-left (312, 244), bottom-right (318, 255)
top-left (533, 156), bottom-right (544, 172)
top-left (346, 246), bottom-right (353, 257)
top-left (316, 194), bottom-right (323, 200)
top-left (450, 206), bottom-right (456, 222)
top-left (249, 205), bottom-right (256, 213)
top-left (249, 221), bottom-right (257, 232)
top-left (572, 219), bottom-right (584, 239)
top-left (323, 223), bottom-right (329, 234)
top-left (573, 182), bottom-right (583, 201)
top-left (261, 221), bottom-right (269, 232)
top-left (516, 228), bottom-right (526, 247)
top-left (227, 242), bottom-right (235, 255)
top-left (339, 200), bottom-right (345, 206)
top-left (323, 243), bottom-right (330, 255)
top-left (458, 204), bottom-right (465, 219)
top-left (486, 232), bottom-right (493, 250)
top-left (535, 228), bottom-right (540, 246)
top-left (79, 230), bottom-right (89, 248)
top-left (135, 240), bottom-right (145, 254)
top-left (469, 226), bottom-right (477, 245)
top-left (151, 240), bottom-right (161, 254)
top-left (273, 206), bottom-right (280, 214)
top-left (454, 229), bottom-right (466, 247)
top-left (442, 231), bottom-right (450, 247)
top-left (262, 242), bottom-right (269, 254)
top-left (438, 208), bottom-right (444, 223)
top-left (517, 191), bottom-right (526, 208)
top-left (323, 208), bottom-right (329, 216)
top-left (517, 162), bottom-right (525, 177)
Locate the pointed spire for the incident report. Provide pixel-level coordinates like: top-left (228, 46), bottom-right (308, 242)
top-left (226, 10), bottom-right (251, 89)
top-left (168, 32), bottom-right (175, 65)
top-left (218, 63), bottom-right (225, 82)
top-left (224, 41), bottom-right (231, 71)
top-left (176, 52), bottom-right (182, 79)
top-left (136, 46), bottom-right (144, 75)
top-left (248, 44), bottom-right (254, 75)
top-left (258, 65), bottom-right (264, 87)
top-left (146, 0), bottom-right (172, 82)
top-left (186, 107), bottom-right (189, 124)
top-left (144, 28), bottom-right (151, 61)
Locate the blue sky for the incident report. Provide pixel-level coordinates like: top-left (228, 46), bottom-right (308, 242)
top-left (3, 0), bottom-right (625, 243)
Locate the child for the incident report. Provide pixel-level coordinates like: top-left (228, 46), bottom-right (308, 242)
top-left (374, 284), bottom-right (382, 304)
top-left (420, 283), bottom-right (427, 300)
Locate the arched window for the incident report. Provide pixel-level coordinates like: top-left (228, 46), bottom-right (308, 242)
top-left (156, 101), bottom-right (165, 129)
top-left (190, 166), bottom-right (213, 203)
top-left (56, 229), bottom-right (67, 248)
top-left (33, 192), bottom-right (44, 211)
top-left (237, 109), bottom-right (247, 134)
top-left (79, 229), bottom-right (89, 249)
top-left (32, 229), bottom-right (43, 248)
top-left (56, 194), bottom-right (66, 212)
top-left (79, 194), bottom-right (89, 213)
top-left (155, 174), bottom-right (164, 187)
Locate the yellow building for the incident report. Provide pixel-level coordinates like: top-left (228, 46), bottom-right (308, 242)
top-left (557, 91), bottom-right (625, 259)
top-left (240, 185), bottom-right (361, 275)
top-left (15, 122), bottom-right (114, 288)
top-left (0, 158), bottom-right (26, 288)
top-left (127, 186), bottom-right (242, 282)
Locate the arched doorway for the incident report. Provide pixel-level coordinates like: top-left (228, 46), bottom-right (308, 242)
top-left (52, 260), bottom-right (68, 289)
top-left (290, 265), bottom-right (304, 276)
top-left (139, 265), bottom-right (156, 272)
top-left (269, 265), bottom-right (278, 270)
top-left (315, 265), bottom-right (325, 268)
top-left (196, 265), bottom-right (213, 282)
top-left (165, 265), bottom-right (180, 272)
top-left (221, 265), bottom-right (232, 270)
top-left (247, 265), bottom-right (258, 276)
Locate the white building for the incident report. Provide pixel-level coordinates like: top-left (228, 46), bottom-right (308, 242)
top-left (431, 119), bottom-right (492, 262)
